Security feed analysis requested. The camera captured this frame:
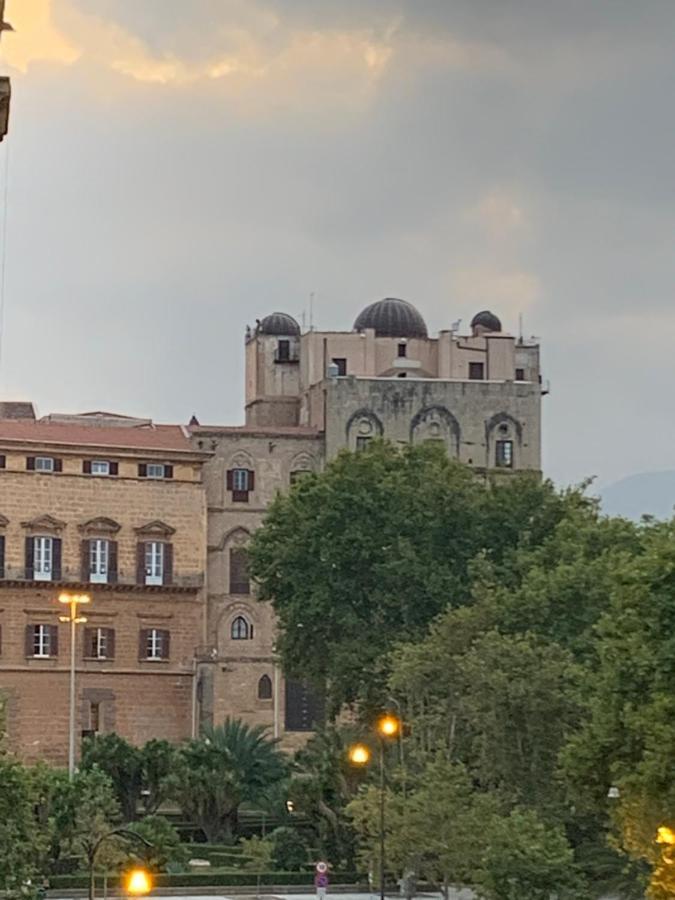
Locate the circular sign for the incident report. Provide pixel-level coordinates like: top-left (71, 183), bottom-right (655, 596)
top-left (316, 862), bottom-right (328, 874)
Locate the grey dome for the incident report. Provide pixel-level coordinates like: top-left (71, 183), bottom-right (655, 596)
top-left (258, 312), bottom-right (300, 336)
top-left (470, 310), bottom-right (502, 333)
top-left (353, 298), bottom-right (428, 339)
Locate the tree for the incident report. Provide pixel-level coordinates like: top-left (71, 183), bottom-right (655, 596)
top-left (128, 816), bottom-right (186, 873)
top-left (474, 808), bottom-right (582, 900)
top-left (269, 826), bottom-right (309, 871)
top-left (289, 727), bottom-right (360, 866)
top-left (240, 835), bottom-right (274, 899)
top-left (0, 757), bottom-right (41, 895)
top-left (171, 719), bottom-right (287, 842)
top-left (80, 734), bottom-right (143, 822)
top-left (249, 441), bottom-right (575, 712)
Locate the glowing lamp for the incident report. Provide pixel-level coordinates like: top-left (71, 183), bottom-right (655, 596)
top-left (377, 715), bottom-right (400, 738)
top-left (126, 869), bottom-right (152, 896)
top-left (348, 743), bottom-right (371, 766)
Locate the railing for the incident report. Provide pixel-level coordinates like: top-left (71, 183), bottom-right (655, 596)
top-left (0, 566), bottom-right (204, 590)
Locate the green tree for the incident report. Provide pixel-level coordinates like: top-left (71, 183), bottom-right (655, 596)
top-left (269, 826), bottom-right (309, 871)
top-left (80, 734), bottom-right (143, 822)
top-left (289, 727), bottom-right (359, 866)
top-left (475, 808), bottom-right (582, 900)
top-left (171, 719), bottom-right (287, 842)
top-left (128, 816), bottom-right (186, 872)
top-left (240, 835), bottom-right (274, 899)
top-left (0, 757), bottom-right (41, 895)
top-left (250, 441), bottom-right (574, 711)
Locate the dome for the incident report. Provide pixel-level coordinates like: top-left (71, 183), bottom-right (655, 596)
top-left (470, 310), bottom-right (502, 333)
top-left (257, 312), bottom-right (300, 336)
top-left (353, 298), bottom-right (428, 339)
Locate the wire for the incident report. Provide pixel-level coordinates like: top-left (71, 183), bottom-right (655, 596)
top-left (0, 138), bottom-right (9, 383)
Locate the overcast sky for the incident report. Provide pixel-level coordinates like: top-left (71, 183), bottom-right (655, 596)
top-left (0, 0), bottom-right (673, 489)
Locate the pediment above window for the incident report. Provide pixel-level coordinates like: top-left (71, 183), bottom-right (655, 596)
top-left (0, 514), bottom-right (8, 528)
top-left (21, 514), bottom-right (66, 533)
top-left (134, 520), bottom-right (176, 537)
top-left (79, 516), bottom-right (122, 536)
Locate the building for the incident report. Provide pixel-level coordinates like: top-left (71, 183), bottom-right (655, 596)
top-left (193, 298), bottom-right (544, 743)
top-left (0, 411), bottom-right (208, 765)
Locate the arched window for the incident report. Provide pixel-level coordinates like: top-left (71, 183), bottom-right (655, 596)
top-left (231, 616), bottom-right (252, 640)
top-left (229, 547), bottom-right (250, 594)
top-left (258, 674), bottom-right (273, 700)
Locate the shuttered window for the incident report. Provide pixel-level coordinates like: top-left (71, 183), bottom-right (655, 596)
top-left (226, 468), bottom-right (255, 502)
top-left (26, 624), bottom-right (58, 658)
top-left (229, 548), bottom-right (250, 594)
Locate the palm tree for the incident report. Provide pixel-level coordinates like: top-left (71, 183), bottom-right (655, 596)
top-left (171, 719), bottom-right (287, 843)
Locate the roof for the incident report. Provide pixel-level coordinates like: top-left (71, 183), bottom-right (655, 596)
top-left (0, 420), bottom-right (198, 454)
top-left (0, 401), bottom-right (35, 420)
top-left (354, 298), bottom-right (428, 339)
top-left (257, 312), bottom-right (301, 336)
top-left (191, 424), bottom-right (321, 438)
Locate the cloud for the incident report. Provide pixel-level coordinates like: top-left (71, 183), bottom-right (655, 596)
top-left (452, 267), bottom-right (541, 316)
top-left (1, 0), bottom-right (79, 71)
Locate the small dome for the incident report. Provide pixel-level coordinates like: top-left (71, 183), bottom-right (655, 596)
top-left (257, 312), bottom-right (300, 336)
top-left (354, 298), bottom-right (428, 339)
top-left (470, 310), bottom-right (502, 333)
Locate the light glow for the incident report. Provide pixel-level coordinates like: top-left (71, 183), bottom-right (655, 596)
top-left (126, 869), bottom-right (152, 896)
top-left (348, 743), bottom-right (371, 765)
top-left (377, 715), bottom-right (400, 737)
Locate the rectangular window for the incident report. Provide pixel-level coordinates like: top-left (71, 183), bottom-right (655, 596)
top-left (33, 536), bottom-right (53, 581)
top-left (90, 702), bottom-right (101, 733)
top-left (89, 539), bottom-right (109, 584)
top-left (332, 358), bottom-right (347, 377)
top-left (86, 627), bottom-right (112, 659)
top-left (277, 339), bottom-right (290, 362)
top-left (146, 628), bottom-right (167, 661)
top-left (33, 624), bottom-right (52, 658)
top-left (356, 436), bottom-right (372, 452)
top-left (144, 542), bottom-right (164, 586)
top-left (469, 362), bottom-right (485, 380)
top-left (0, 455), bottom-right (6, 468)
top-left (515, 368), bottom-right (525, 381)
top-left (232, 468), bottom-right (249, 492)
top-left (35, 456), bottom-right (55, 472)
top-left (397, 343), bottom-right (407, 358)
top-left (91, 460), bottom-right (110, 475)
top-left (496, 440), bottom-right (514, 468)
top-left (147, 463), bottom-right (166, 479)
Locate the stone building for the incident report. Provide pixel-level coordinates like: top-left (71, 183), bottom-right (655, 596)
top-left (0, 411), bottom-right (208, 765)
top-left (194, 298), bottom-right (544, 743)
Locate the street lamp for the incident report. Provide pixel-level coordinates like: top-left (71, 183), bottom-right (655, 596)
top-left (126, 869), bottom-right (152, 897)
top-left (58, 592), bottom-right (91, 778)
top-left (349, 715), bottom-right (401, 900)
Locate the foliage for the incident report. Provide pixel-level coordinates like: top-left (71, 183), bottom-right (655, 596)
top-left (239, 835), bottom-right (274, 873)
top-left (249, 441), bottom-right (574, 712)
top-left (289, 726), bottom-right (360, 866)
top-left (80, 734), bottom-right (176, 822)
top-left (0, 757), bottom-right (41, 894)
top-left (268, 827), bottom-right (309, 871)
top-left (127, 816), bottom-right (186, 873)
top-left (170, 719), bottom-right (287, 842)
top-left (474, 808), bottom-right (582, 900)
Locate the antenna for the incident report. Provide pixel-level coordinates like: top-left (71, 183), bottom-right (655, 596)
top-left (518, 313), bottom-right (524, 343)
top-left (309, 292), bottom-right (315, 331)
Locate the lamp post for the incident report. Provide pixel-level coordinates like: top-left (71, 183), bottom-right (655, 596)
top-left (349, 714), bottom-right (401, 900)
top-left (58, 592), bottom-right (91, 778)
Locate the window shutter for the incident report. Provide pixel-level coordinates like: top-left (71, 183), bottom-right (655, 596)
top-left (25, 625), bottom-right (34, 657)
top-left (25, 537), bottom-right (34, 580)
top-left (49, 624), bottom-right (59, 657)
top-left (139, 629), bottom-right (149, 661)
top-left (0, 624), bottom-right (2, 656)
top-left (0, 534), bottom-right (4, 579)
top-left (163, 543), bottom-right (173, 586)
top-left (83, 627), bottom-right (94, 658)
top-left (109, 461), bottom-right (119, 476)
top-left (82, 460), bottom-right (92, 474)
top-left (160, 630), bottom-right (170, 660)
top-left (81, 539), bottom-right (90, 582)
top-left (136, 543), bottom-right (146, 585)
top-left (226, 469), bottom-right (233, 491)
top-left (52, 538), bottom-right (62, 581)
top-left (0, 454), bottom-right (6, 468)
top-left (248, 470), bottom-right (255, 491)
top-left (108, 541), bottom-right (118, 584)
top-left (26, 457), bottom-right (35, 470)
top-left (107, 628), bottom-right (116, 660)
top-left (138, 464), bottom-right (148, 478)
top-left (53, 458), bottom-right (63, 473)
top-left (164, 464), bottom-right (173, 479)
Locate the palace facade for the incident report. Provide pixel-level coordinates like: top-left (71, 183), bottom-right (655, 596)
top-left (0, 300), bottom-right (544, 762)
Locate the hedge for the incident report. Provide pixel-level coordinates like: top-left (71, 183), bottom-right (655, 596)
top-left (49, 871), bottom-right (363, 890)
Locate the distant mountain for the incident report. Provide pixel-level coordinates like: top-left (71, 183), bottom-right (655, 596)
top-left (600, 471), bottom-right (675, 521)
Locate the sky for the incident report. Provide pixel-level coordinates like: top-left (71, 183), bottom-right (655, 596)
top-left (0, 0), bottom-right (674, 489)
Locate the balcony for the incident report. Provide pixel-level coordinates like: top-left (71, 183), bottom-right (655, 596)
top-left (0, 566), bottom-right (204, 593)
